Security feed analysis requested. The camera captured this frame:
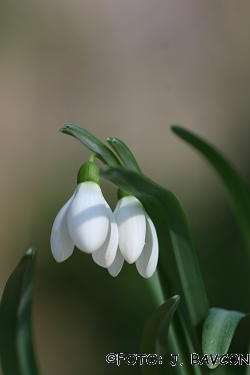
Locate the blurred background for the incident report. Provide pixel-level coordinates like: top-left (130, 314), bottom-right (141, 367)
top-left (1, 0), bottom-right (250, 374)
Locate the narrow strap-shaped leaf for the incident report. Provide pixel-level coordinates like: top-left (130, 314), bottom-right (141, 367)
top-left (101, 166), bottom-right (209, 353)
top-left (106, 137), bottom-right (143, 173)
top-left (0, 248), bottom-right (40, 375)
top-left (171, 125), bottom-right (250, 256)
top-left (60, 124), bottom-right (121, 167)
top-left (202, 308), bottom-right (245, 369)
top-left (140, 295), bottom-right (180, 375)
top-left (229, 313), bottom-right (250, 375)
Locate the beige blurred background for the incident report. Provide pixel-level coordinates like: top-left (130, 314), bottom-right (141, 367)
top-left (1, 1), bottom-right (250, 374)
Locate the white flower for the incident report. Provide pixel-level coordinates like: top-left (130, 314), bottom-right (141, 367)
top-left (108, 196), bottom-right (159, 278)
top-left (50, 181), bottom-right (118, 268)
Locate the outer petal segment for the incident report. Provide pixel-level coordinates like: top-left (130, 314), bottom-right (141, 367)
top-left (114, 196), bottom-right (146, 264)
top-left (92, 202), bottom-right (118, 267)
top-left (67, 182), bottom-right (110, 253)
top-left (50, 193), bottom-right (75, 262)
top-left (136, 214), bottom-right (159, 278)
top-left (108, 248), bottom-right (124, 277)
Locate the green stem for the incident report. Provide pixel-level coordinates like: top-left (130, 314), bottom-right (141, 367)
top-left (88, 152), bottom-right (99, 162)
top-left (148, 272), bottom-right (233, 375)
top-left (147, 273), bottom-right (204, 375)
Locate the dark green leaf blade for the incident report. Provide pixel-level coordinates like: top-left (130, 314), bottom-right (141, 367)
top-left (202, 308), bottom-right (245, 369)
top-left (101, 166), bottom-right (209, 351)
top-left (0, 248), bottom-right (40, 375)
top-left (229, 313), bottom-right (250, 374)
top-left (171, 125), bottom-right (250, 255)
top-left (106, 137), bottom-right (142, 173)
top-left (60, 124), bottom-right (121, 167)
top-left (140, 295), bottom-right (180, 375)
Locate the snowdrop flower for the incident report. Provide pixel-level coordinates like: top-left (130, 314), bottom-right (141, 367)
top-left (50, 159), bottom-right (118, 268)
top-left (108, 194), bottom-right (159, 278)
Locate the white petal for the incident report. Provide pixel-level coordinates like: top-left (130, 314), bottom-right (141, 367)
top-left (92, 203), bottom-right (118, 267)
top-left (50, 193), bottom-right (75, 262)
top-left (136, 214), bottom-right (159, 278)
top-left (114, 196), bottom-right (146, 264)
top-left (67, 182), bottom-right (110, 253)
top-left (113, 198), bottom-right (121, 215)
top-left (108, 248), bottom-right (124, 277)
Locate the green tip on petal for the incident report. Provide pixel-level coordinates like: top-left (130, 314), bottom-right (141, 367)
top-left (77, 161), bottom-right (101, 185)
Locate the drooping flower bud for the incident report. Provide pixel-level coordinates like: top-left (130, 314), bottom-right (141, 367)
top-left (51, 156), bottom-right (118, 268)
top-left (108, 191), bottom-right (159, 278)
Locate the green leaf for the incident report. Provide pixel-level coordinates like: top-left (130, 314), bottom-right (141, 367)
top-left (101, 166), bottom-right (209, 352)
top-left (171, 126), bottom-right (250, 257)
top-left (140, 295), bottom-right (180, 375)
top-left (229, 313), bottom-right (250, 374)
top-left (60, 124), bottom-right (121, 167)
top-left (202, 308), bottom-right (245, 369)
top-left (0, 248), bottom-right (40, 375)
top-left (106, 137), bottom-right (142, 173)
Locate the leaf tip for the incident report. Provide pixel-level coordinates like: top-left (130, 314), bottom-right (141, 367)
top-left (59, 125), bottom-right (69, 134)
top-left (172, 295), bottom-right (180, 302)
top-left (25, 247), bottom-right (38, 260)
top-left (170, 125), bottom-right (184, 134)
top-left (107, 137), bottom-right (119, 145)
top-left (60, 124), bottom-right (76, 131)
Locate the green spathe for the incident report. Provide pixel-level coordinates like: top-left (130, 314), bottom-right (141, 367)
top-left (117, 188), bottom-right (131, 200)
top-left (77, 161), bottom-right (101, 185)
